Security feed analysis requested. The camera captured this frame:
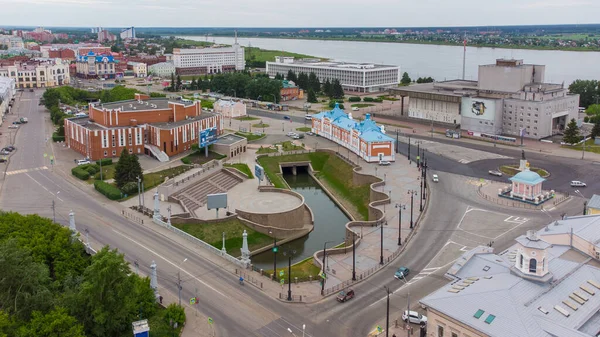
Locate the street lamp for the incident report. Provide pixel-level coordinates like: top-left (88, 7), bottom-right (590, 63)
top-left (351, 230), bottom-right (357, 281)
top-left (302, 324), bottom-right (306, 337)
top-left (408, 190), bottom-right (417, 228)
top-left (419, 178), bottom-right (424, 212)
top-left (321, 241), bottom-right (334, 295)
top-left (269, 230), bottom-right (277, 280)
top-left (395, 204), bottom-right (405, 245)
top-left (379, 221), bottom-right (385, 265)
top-left (407, 135), bottom-right (411, 161)
top-left (283, 249), bottom-right (296, 301)
top-left (384, 286), bottom-right (391, 337)
top-left (574, 190), bottom-right (587, 215)
top-left (287, 327), bottom-right (297, 337)
top-left (398, 273), bottom-right (411, 337)
top-left (177, 258), bottom-right (188, 306)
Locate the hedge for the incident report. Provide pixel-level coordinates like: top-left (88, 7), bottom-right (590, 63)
top-left (52, 133), bottom-right (65, 142)
top-left (348, 96), bottom-right (361, 102)
top-left (81, 164), bottom-right (99, 175)
top-left (94, 181), bottom-right (122, 200)
top-left (121, 181), bottom-right (138, 195)
top-left (71, 167), bottom-right (90, 180)
top-left (363, 97), bottom-right (374, 102)
top-left (96, 158), bottom-right (113, 166)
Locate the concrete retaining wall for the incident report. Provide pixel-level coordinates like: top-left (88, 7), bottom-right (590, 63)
top-left (235, 187), bottom-right (309, 230)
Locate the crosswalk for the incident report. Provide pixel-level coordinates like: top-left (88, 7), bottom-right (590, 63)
top-left (458, 159), bottom-right (470, 164)
top-left (407, 267), bottom-right (440, 284)
top-left (5, 166), bottom-right (48, 176)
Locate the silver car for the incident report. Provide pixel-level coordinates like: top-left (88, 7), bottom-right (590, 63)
top-left (489, 170), bottom-right (503, 177)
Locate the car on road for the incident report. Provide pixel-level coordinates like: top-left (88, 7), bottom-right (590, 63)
top-left (76, 159), bottom-right (91, 166)
top-left (12, 121), bottom-right (22, 125)
top-left (306, 132), bottom-right (314, 136)
top-left (0, 158), bottom-right (6, 163)
top-left (352, 107), bottom-right (359, 111)
top-left (379, 161), bottom-right (391, 166)
top-left (488, 170), bottom-right (503, 177)
top-left (283, 116), bottom-right (291, 120)
top-left (29, 89), bottom-right (34, 92)
top-left (402, 310), bottom-right (428, 325)
top-left (287, 132), bottom-right (296, 137)
top-left (571, 181), bottom-right (587, 187)
top-left (336, 289), bottom-right (355, 302)
top-left (8, 125), bottom-right (18, 129)
top-left (394, 267), bottom-right (410, 279)
top-left (292, 135), bottom-right (300, 140)
top-left (3, 146), bottom-right (14, 152)
top-left (305, 115), bottom-right (312, 120)
top-left (432, 174), bottom-right (439, 182)
top-left (0, 150), bottom-right (9, 156)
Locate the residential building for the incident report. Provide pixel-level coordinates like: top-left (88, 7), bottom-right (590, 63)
top-left (39, 43), bottom-right (107, 58)
top-left (64, 93), bottom-right (221, 161)
top-left (587, 195), bottom-right (600, 215)
top-left (128, 55), bottom-right (167, 66)
top-left (127, 61), bottom-right (147, 78)
top-left (280, 80), bottom-right (303, 101)
top-left (77, 46), bottom-right (111, 56)
top-left (173, 34), bottom-right (244, 75)
top-left (148, 61), bottom-right (175, 78)
top-left (0, 77), bottom-right (16, 123)
top-left (120, 27), bottom-right (136, 40)
top-left (0, 35), bottom-right (24, 49)
top-left (213, 100), bottom-right (247, 119)
top-left (97, 29), bottom-right (116, 42)
top-left (76, 51), bottom-right (116, 79)
top-left (312, 104), bottom-right (395, 162)
top-left (0, 59), bottom-right (70, 88)
top-left (266, 57), bottom-right (400, 93)
top-left (420, 214), bottom-right (600, 337)
top-left (391, 59), bottom-right (579, 139)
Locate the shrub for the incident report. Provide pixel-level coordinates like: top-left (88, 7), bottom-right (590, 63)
top-left (94, 181), bottom-right (122, 200)
top-left (164, 304), bottom-right (186, 327)
top-left (373, 98), bottom-right (384, 103)
top-left (52, 133), bottom-right (65, 142)
top-left (363, 97), bottom-right (374, 102)
top-left (120, 181), bottom-right (139, 195)
top-left (96, 158), bottom-right (113, 166)
top-left (181, 157), bottom-right (192, 165)
top-left (348, 96), bottom-right (361, 102)
top-left (71, 167), bottom-right (90, 180)
top-left (81, 164), bottom-right (100, 175)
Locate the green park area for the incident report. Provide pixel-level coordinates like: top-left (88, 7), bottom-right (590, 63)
top-left (181, 147), bottom-right (227, 165)
top-left (351, 103), bottom-right (375, 108)
top-left (265, 256), bottom-right (322, 284)
top-left (235, 131), bottom-right (266, 142)
top-left (246, 47), bottom-right (319, 68)
top-left (563, 139), bottom-right (600, 154)
top-left (224, 163), bottom-right (254, 179)
top-left (296, 127), bottom-right (311, 132)
top-left (235, 116), bottom-right (259, 121)
top-left (499, 165), bottom-right (549, 177)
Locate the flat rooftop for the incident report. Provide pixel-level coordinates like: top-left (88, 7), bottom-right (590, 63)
top-left (95, 98), bottom-right (194, 112)
top-left (269, 59), bottom-right (398, 70)
top-left (150, 113), bottom-right (216, 130)
top-left (391, 80), bottom-right (478, 96)
top-left (215, 133), bottom-right (245, 145)
top-left (69, 113), bottom-right (216, 131)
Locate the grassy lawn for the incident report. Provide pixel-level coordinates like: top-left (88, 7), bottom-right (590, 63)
top-left (246, 47), bottom-right (319, 63)
top-left (252, 123), bottom-right (270, 128)
top-left (235, 116), bottom-right (259, 121)
top-left (147, 304), bottom-right (183, 337)
top-left (378, 95), bottom-right (399, 101)
top-left (563, 139), bottom-right (600, 154)
top-left (235, 131), bottom-right (266, 142)
top-left (87, 165), bottom-right (116, 184)
top-left (181, 150), bottom-right (226, 165)
top-left (351, 103), bottom-right (375, 108)
top-left (173, 219), bottom-right (272, 256)
top-left (224, 163), bottom-right (254, 178)
top-left (256, 146), bottom-right (279, 155)
top-left (499, 165), bottom-right (549, 177)
top-left (264, 256), bottom-right (322, 283)
top-left (277, 141), bottom-right (304, 152)
top-left (145, 165), bottom-right (193, 190)
top-left (296, 127), bottom-right (311, 132)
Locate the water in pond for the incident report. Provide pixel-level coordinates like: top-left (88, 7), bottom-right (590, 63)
top-left (250, 169), bottom-right (350, 270)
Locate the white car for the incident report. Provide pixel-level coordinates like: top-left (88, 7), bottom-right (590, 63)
top-left (432, 174), bottom-right (439, 182)
top-left (571, 181), bottom-right (587, 187)
top-left (8, 125), bottom-right (18, 129)
top-left (77, 159), bottom-right (91, 166)
top-left (305, 115), bottom-right (312, 120)
top-left (402, 310), bottom-right (428, 325)
top-left (287, 132), bottom-right (296, 137)
top-left (379, 161), bottom-right (391, 166)
top-left (352, 107), bottom-right (359, 111)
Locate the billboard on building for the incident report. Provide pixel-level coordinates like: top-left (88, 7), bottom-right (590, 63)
top-left (461, 97), bottom-right (496, 121)
top-left (199, 127), bottom-right (218, 148)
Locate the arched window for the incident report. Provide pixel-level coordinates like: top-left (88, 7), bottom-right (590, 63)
top-left (529, 258), bottom-right (537, 273)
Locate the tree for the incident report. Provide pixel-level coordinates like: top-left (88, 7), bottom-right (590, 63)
top-left (114, 149), bottom-right (142, 189)
top-left (17, 307), bottom-right (84, 337)
top-left (332, 79), bottom-right (344, 99)
top-left (563, 118), bottom-right (581, 145)
top-left (286, 70), bottom-right (297, 83)
top-left (401, 72), bottom-right (412, 85)
top-left (169, 73), bottom-right (175, 92)
top-left (176, 75), bottom-right (182, 92)
top-left (592, 119), bottom-right (600, 139)
top-left (307, 88), bottom-right (318, 103)
top-left (297, 72), bottom-right (309, 90)
top-left (308, 72), bottom-right (320, 94)
top-left (274, 73), bottom-right (284, 80)
top-left (110, 45), bottom-right (120, 53)
top-left (322, 79), bottom-right (333, 98)
top-left (163, 304), bottom-right (186, 328)
top-left (190, 78), bottom-right (197, 91)
top-left (568, 79), bottom-right (599, 108)
top-left (586, 104), bottom-right (600, 116)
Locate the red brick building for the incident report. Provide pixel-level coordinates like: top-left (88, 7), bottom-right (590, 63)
top-left (48, 48), bottom-right (76, 60)
top-left (64, 94), bottom-right (221, 161)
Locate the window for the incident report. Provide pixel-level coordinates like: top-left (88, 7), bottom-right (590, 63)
top-left (128, 133), bottom-right (132, 146)
top-left (111, 134), bottom-right (116, 147)
top-left (129, 148), bottom-right (133, 154)
top-left (451, 333), bottom-right (458, 337)
top-left (104, 151), bottom-right (107, 156)
top-left (529, 258), bottom-right (537, 273)
top-left (112, 150), bottom-right (116, 155)
top-left (438, 325), bottom-right (444, 337)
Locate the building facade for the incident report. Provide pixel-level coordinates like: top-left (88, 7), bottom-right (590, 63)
top-left (0, 59), bottom-right (70, 88)
top-left (0, 35), bottom-right (24, 49)
top-left (97, 29), bottom-right (116, 42)
top-left (120, 27), bottom-right (136, 40)
top-left (64, 94), bottom-right (221, 161)
top-left (391, 59), bottom-right (580, 139)
top-left (127, 61), bottom-right (147, 78)
top-left (0, 77), bottom-right (16, 124)
top-left (76, 51), bottom-right (116, 79)
top-left (213, 100), bottom-right (247, 118)
top-left (267, 57), bottom-right (400, 93)
top-left (280, 80), bottom-right (303, 101)
top-left (312, 104), bottom-right (395, 162)
top-left (172, 41), bottom-right (245, 75)
top-left (148, 62), bottom-right (175, 78)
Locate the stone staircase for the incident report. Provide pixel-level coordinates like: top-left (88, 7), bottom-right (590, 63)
top-left (144, 144), bottom-right (169, 162)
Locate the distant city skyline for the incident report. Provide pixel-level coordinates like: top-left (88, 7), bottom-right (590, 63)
top-left (0, 0), bottom-right (598, 28)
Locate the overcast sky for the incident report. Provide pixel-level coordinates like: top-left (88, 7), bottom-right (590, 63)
top-left (0, 0), bottom-right (598, 28)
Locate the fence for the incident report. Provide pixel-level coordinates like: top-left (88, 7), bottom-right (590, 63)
top-left (478, 187), bottom-right (571, 210)
top-left (122, 208), bottom-right (145, 224)
top-left (234, 268), bottom-right (265, 289)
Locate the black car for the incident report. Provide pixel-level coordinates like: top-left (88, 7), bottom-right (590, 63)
top-left (4, 146), bottom-right (14, 152)
top-left (12, 121), bottom-right (22, 125)
top-left (0, 158), bottom-right (6, 163)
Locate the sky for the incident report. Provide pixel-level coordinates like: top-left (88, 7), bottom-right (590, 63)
top-left (0, 0), bottom-right (598, 28)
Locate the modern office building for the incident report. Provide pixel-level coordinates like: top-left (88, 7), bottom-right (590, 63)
top-left (173, 35), bottom-right (244, 75)
top-left (75, 51), bottom-right (116, 79)
top-left (391, 59), bottom-right (579, 140)
top-left (148, 62), bottom-right (175, 77)
top-left (312, 103), bottom-right (395, 162)
top-left (266, 57), bottom-right (400, 93)
top-left (0, 59), bottom-right (70, 88)
top-left (120, 27), bottom-right (136, 40)
top-left (64, 93), bottom-right (221, 161)
top-left (420, 215), bottom-right (600, 337)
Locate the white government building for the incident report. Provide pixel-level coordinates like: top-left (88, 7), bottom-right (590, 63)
top-left (148, 62), bottom-right (176, 78)
top-left (173, 36), bottom-right (244, 75)
top-left (266, 56), bottom-right (400, 93)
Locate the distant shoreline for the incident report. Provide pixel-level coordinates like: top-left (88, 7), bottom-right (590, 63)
top-left (183, 34), bottom-right (600, 53)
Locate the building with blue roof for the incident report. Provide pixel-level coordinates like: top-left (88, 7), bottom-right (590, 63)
top-left (311, 103), bottom-right (395, 162)
top-left (75, 51), bottom-right (116, 79)
top-left (498, 167), bottom-right (553, 205)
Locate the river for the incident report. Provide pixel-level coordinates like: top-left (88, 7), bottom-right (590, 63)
top-left (182, 36), bottom-right (599, 85)
top-left (250, 171), bottom-right (350, 270)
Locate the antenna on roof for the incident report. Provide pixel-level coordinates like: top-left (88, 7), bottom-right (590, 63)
top-left (234, 29), bottom-right (238, 45)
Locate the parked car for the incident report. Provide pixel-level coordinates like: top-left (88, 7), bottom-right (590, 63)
top-left (76, 159), bottom-right (91, 166)
top-left (489, 170), bottom-right (503, 177)
top-left (20, 117), bottom-right (27, 123)
top-left (379, 161), bottom-right (391, 166)
top-left (306, 132), bottom-right (314, 136)
top-left (0, 150), bottom-right (9, 156)
top-left (305, 115), bottom-right (312, 120)
top-left (0, 158), bottom-right (6, 163)
top-left (283, 116), bottom-right (291, 120)
top-left (29, 89), bottom-right (34, 92)
top-left (352, 107), bottom-right (359, 111)
top-left (13, 121), bottom-right (22, 125)
top-left (292, 135), bottom-right (300, 140)
top-left (5, 146), bottom-right (15, 151)
top-left (402, 310), bottom-right (428, 325)
top-left (394, 267), bottom-right (410, 279)
top-left (8, 125), bottom-right (18, 129)
top-left (336, 289), bottom-right (355, 302)
top-left (571, 181), bottom-right (587, 187)
top-left (287, 132), bottom-right (296, 137)
top-left (432, 174), bottom-right (439, 182)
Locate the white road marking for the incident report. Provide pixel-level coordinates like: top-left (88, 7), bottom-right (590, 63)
top-left (458, 159), bottom-right (470, 164)
top-left (111, 228), bottom-right (229, 299)
top-left (25, 172), bottom-right (64, 201)
top-left (6, 166), bottom-right (48, 176)
top-left (503, 216), bottom-right (529, 225)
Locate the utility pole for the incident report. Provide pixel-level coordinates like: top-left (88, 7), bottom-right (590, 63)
top-left (137, 176), bottom-right (141, 208)
top-left (52, 199), bottom-right (56, 223)
top-left (396, 204), bottom-right (405, 245)
top-left (419, 178), bottom-right (424, 212)
top-left (385, 286), bottom-right (391, 337)
top-left (408, 190), bottom-right (417, 228)
top-left (582, 132), bottom-right (586, 160)
top-left (177, 271), bottom-right (182, 306)
top-left (407, 136), bottom-right (411, 161)
top-left (352, 231), bottom-right (356, 281)
top-left (321, 241), bottom-right (333, 295)
top-left (380, 221), bottom-right (384, 265)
